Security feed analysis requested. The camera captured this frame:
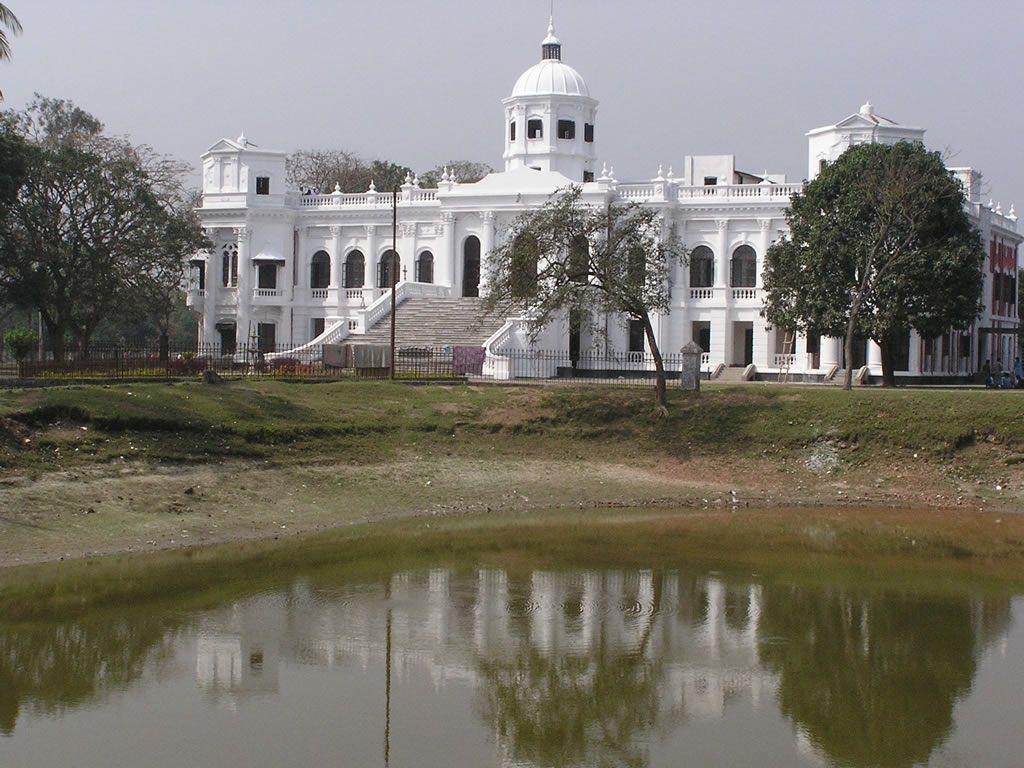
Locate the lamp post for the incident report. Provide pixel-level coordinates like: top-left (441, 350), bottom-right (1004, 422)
top-left (390, 185), bottom-right (399, 380)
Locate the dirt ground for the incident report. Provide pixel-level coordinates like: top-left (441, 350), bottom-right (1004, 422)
top-left (2, 447), bottom-right (1020, 569)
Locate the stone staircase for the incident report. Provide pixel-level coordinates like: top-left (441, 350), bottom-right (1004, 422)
top-left (356, 297), bottom-right (506, 347)
top-left (715, 365), bottom-right (748, 382)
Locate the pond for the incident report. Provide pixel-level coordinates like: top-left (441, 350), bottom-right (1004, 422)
top-left (0, 541), bottom-right (1021, 767)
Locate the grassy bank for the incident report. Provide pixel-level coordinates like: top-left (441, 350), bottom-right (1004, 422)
top-left (2, 379), bottom-right (1023, 468)
top-left (2, 505), bottom-right (1023, 623)
top-left (0, 379), bottom-right (1022, 568)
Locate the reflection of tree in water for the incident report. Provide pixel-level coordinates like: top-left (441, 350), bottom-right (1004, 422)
top-left (475, 576), bottom-right (664, 768)
top-left (477, 646), bottom-right (661, 768)
top-left (757, 587), bottom-right (1011, 768)
top-left (0, 613), bottom-right (185, 735)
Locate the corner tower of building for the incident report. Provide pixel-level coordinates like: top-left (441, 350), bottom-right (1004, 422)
top-left (502, 18), bottom-right (599, 182)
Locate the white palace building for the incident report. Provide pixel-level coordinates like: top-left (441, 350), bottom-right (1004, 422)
top-left (189, 19), bottom-right (1021, 382)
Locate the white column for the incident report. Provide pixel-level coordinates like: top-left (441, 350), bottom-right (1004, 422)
top-left (714, 219), bottom-right (729, 291)
top-left (201, 228), bottom-right (217, 350)
top-left (820, 337), bottom-right (842, 369)
top-left (715, 220), bottom-right (732, 365)
top-left (867, 340), bottom-right (882, 371)
top-left (399, 222), bottom-right (416, 283)
top-left (329, 225), bottom-right (343, 315)
top-left (441, 212), bottom-right (456, 290)
top-left (479, 211), bottom-right (495, 295)
top-left (365, 225), bottom-right (378, 290)
top-left (908, 330), bottom-right (922, 374)
top-left (235, 226), bottom-right (252, 348)
top-left (288, 225), bottom-right (301, 305)
top-left (794, 333), bottom-right (808, 371)
top-left (757, 218), bottom-right (772, 289)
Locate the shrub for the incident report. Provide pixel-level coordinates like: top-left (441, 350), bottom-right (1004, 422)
top-left (3, 328), bottom-right (38, 362)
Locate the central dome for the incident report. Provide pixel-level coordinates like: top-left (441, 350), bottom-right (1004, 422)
top-left (511, 59), bottom-right (590, 98)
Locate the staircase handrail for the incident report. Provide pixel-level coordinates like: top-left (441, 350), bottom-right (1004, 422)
top-left (352, 281), bottom-right (452, 333)
top-left (264, 319), bottom-right (350, 360)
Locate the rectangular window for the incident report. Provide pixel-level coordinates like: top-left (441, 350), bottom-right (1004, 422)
top-left (584, 123), bottom-right (594, 143)
top-left (583, 171), bottom-right (594, 183)
top-left (311, 318), bottom-right (326, 339)
top-left (509, 121), bottom-right (516, 141)
top-left (257, 322), bottom-right (276, 353)
top-left (527, 119), bottom-right (543, 139)
top-left (257, 263), bottom-right (277, 290)
top-left (256, 176), bottom-right (270, 195)
top-left (703, 176), bottom-right (717, 186)
top-left (628, 319), bottom-right (645, 353)
top-left (557, 119), bottom-right (575, 140)
top-left (196, 264), bottom-right (205, 291)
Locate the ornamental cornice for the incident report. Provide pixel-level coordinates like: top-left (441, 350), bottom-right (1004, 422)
top-left (329, 225), bottom-right (343, 237)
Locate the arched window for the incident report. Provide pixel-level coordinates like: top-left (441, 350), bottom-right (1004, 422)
top-left (569, 235), bottom-right (588, 284)
top-left (378, 249), bottom-right (399, 288)
top-left (221, 243), bottom-right (238, 287)
top-left (344, 250), bottom-right (364, 288)
top-left (511, 233), bottom-right (539, 299)
top-left (689, 245), bottom-right (714, 288)
top-left (462, 236), bottom-right (481, 297)
top-left (416, 251), bottom-right (434, 284)
top-left (730, 245), bottom-right (757, 288)
top-left (310, 250), bottom-right (330, 289)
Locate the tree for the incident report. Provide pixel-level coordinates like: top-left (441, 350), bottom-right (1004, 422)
top-left (0, 4), bottom-right (21, 100)
top-left (0, 96), bottom-right (207, 358)
top-left (286, 149), bottom-right (412, 194)
top-left (483, 185), bottom-right (686, 411)
top-left (762, 142), bottom-right (984, 388)
top-left (419, 160), bottom-right (493, 187)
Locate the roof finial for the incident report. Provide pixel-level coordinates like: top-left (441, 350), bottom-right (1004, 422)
top-left (541, 9), bottom-right (561, 60)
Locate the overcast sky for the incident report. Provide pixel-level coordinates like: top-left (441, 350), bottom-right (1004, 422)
top-left (4, 1), bottom-right (1022, 207)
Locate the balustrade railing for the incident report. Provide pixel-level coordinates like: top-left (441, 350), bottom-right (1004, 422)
top-left (676, 183), bottom-right (803, 201)
top-left (700, 353), bottom-right (711, 366)
top-left (288, 188), bottom-right (441, 209)
top-left (310, 288), bottom-right (329, 300)
top-left (254, 288), bottom-right (284, 299)
top-left (773, 353), bottom-right (796, 368)
top-left (732, 287), bottom-right (758, 300)
top-left (689, 287), bottom-right (715, 300)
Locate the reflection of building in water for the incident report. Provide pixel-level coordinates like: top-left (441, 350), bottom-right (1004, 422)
top-left (190, 568), bottom-right (776, 720)
top-left (195, 594), bottom-right (283, 709)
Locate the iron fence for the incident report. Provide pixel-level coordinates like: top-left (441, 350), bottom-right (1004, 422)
top-left (486, 348), bottom-right (688, 388)
top-left (9, 342), bottom-right (693, 390)
top-left (13, 343), bottom-right (465, 381)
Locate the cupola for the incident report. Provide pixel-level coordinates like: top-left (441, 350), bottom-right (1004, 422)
top-left (502, 18), bottom-right (599, 182)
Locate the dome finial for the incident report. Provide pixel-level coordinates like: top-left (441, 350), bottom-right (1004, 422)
top-left (541, 12), bottom-right (561, 60)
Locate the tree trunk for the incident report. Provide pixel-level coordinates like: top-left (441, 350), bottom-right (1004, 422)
top-left (640, 312), bottom-right (668, 412)
top-left (878, 336), bottom-right (897, 388)
top-left (45, 320), bottom-right (67, 361)
top-left (842, 318), bottom-right (856, 391)
top-left (158, 332), bottom-right (169, 362)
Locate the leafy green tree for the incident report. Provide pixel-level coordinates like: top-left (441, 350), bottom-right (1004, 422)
top-left (0, 4), bottom-right (21, 101)
top-left (483, 185), bottom-right (686, 411)
top-left (762, 142), bottom-right (984, 388)
top-left (0, 96), bottom-right (207, 358)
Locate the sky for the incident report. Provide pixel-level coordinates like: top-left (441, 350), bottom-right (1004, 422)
top-left (3, 0), bottom-right (1022, 207)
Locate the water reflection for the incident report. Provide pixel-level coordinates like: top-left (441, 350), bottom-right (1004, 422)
top-left (0, 567), bottom-right (1014, 768)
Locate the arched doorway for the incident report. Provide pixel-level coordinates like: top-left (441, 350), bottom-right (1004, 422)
top-left (462, 236), bottom-right (480, 297)
top-left (416, 251), bottom-right (434, 283)
top-left (378, 250), bottom-right (399, 288)
top-left (344, 250), bottom-right (364, 288)
top-left (310, 250), bottom-right (330, 289)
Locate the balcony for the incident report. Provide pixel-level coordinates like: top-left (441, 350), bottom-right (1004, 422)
top-left (253, 288), bottom-right (284, 304)
top-left (688, 287), bottom-right (719, 302)
top-left (731, 287), bottom-right (759, 301)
